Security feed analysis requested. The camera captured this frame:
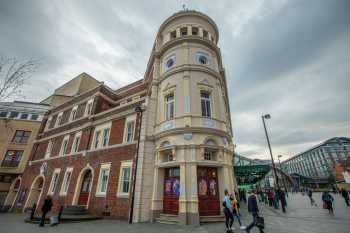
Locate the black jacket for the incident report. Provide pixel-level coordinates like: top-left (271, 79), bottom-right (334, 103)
top-left (248, 194), bottom-right (259, 213)
top-left (41, 198), bottom-right (53, 213)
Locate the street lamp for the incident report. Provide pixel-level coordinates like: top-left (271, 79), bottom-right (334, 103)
top-left (261, 114), bottom-right (280, 189)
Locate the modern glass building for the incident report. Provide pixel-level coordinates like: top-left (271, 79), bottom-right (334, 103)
top-left (281, 137), bottom-right (350, 179)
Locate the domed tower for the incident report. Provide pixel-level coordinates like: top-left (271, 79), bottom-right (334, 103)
top-left (134, 10), bottom-right (235, 225)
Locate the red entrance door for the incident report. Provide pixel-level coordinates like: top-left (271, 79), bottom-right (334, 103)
top-left (197, 167), bottom-right (220, 216)
top-left (163, 167), bottom-right (180, 215)
top-left (78, 170), bottom-right (92, 206)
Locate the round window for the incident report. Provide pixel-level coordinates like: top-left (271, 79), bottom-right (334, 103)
top-left (166, 58), bottom-right (175, 69)
top-left (198, 55), bottom-right (208, 65)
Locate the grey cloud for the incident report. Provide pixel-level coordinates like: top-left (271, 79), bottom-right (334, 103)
top-left (1, 0), bottom-right (349, 160)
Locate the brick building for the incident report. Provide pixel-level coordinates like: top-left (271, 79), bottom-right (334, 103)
top-left (14, 10), bottom-right (235, 225)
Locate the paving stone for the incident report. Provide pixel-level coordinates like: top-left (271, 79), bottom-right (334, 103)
top-left (0, 193), bottom-right (349, 233)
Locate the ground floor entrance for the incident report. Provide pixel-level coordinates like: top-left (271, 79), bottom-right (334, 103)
top-left (161, 166), bottom-right (220, 216)
top-left (197, 167), bottom-right (220, 216)
top-left (78, 170), bottom-right (92, 206)
top-left (163, 167), bottom-right (180, 215)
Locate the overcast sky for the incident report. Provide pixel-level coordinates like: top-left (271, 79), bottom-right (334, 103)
top-left (1, 0), bottom-right (349, 161)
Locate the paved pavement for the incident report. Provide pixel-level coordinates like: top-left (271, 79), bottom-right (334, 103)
top-left (0, 193), bottom-right (349, 233)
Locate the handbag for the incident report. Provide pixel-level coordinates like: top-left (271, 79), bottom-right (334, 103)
top-left (256, 215), bottom-right (265, 229)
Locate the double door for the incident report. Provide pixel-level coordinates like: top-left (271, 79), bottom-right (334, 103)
top-left (197, 167), bottom-right (220, 216)
top-left (163, 167), bottom-right (180, 215)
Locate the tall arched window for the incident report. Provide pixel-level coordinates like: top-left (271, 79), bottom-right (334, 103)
top-left (201, 91), bottom-right (211, 118)
top-left (165, 93), bottom-right (174, 120)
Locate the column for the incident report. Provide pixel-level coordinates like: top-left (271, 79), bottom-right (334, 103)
top-left (179, 163), bottom-right (187, 224)
top-left (150, 167), bottom-right (163, 222)
top-left (187, 164), bottom-right (199, 225)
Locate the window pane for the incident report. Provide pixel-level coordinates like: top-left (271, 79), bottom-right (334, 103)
top-left (9, 112), bottom-right (19, 118)
top-left (103, 128), bottom-right (110, 147)
top-left (122, 167), bottom-right (130, 193)
top-left (31, 114), bottom-right (39, 120)
top-left (0, 111), bottom-right (8, 117)
top-left (20, 113), bottom-right (28, 119)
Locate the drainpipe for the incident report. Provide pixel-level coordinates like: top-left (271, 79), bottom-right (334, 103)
top-left (128, 105), bottom-right (143, 224)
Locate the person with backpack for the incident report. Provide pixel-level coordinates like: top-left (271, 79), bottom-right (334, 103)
top-left (245, 190), bottom-right (265, 233)
top-left (223, 189), bottom-right (234, 233)
top-left (322, 191), bottom-right (334, 214)
top-left (230, 193), bottom-right (246, 230)
top-left (39, 195), bottom-right (53, 227)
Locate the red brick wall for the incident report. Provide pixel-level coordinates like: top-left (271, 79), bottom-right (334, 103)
top-left (18, 144), bottom-right (136, 219)
top-left (109, 118), bottom-right (125, 145)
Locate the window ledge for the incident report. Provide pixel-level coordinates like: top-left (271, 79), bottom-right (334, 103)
top-left (95, 193), bottom-right (107, 197)
top-left (117, 193), bottom-right (129, 198)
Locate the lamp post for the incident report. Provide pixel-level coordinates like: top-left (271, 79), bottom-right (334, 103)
top-left (261, 114), bottom-right (280, 189)
top-left (128, 105), bottom-right (143, 224)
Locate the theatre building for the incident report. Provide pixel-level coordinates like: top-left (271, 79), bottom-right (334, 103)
top-left (15, 10), bottom-right (235, 225)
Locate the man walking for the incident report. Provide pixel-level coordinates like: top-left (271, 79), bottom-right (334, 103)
top-left (340, 188), bottom-right (350, 207)
top-left (39, 195), bottom-right (53, 227)
top-left (246, 190), bottom-right (264, 233)
top-left (277, 188), bottom-right (287, 213)
top-left (307, 188), bottom-right (316, 206)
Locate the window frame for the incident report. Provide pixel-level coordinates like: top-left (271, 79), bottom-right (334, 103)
top-left (1, 150), bottom-right (23, 167)
top-left (70, 106), bottom-right (78, 121)
top-left (196, 52), bottom-right (210, 65)
top-left (91, 122), bottom-right (111, 150)
top-left (117, 161), bottom-right (133, 198)
top-left (59, 167), bottom-right (73, 196)
top-left (12, 130), bottom-right (31, 144)
top-left (165, 93), bottom-right (175, 121)
top-left (123, 115), bottom-right (136, 143)
top-left (45, 140), bottom-right (53, 158)
top-left (71, 131), bottom-right (82, 153)
top-left (55, 112), bottom-right (63, 127)
top-left (59, 135), bottom-right (70, 156)
top-left (164, 54), bottom-right (176, 70)
top-left (48, 168), bottom-right (61, 195)
top-left (200, 91), bottom-right (212, 118)
top-left (85, 99), bottom-right (94, 116)
top-left (96, 163), bottom-right (111, 196)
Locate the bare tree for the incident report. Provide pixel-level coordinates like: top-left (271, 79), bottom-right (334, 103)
top-left (0, 57), bottom-right (38, 101)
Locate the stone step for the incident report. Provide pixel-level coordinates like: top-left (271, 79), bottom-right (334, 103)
top-left (155, 214), bottom-right (179, 225)
top-left (200, 215), bottom-right (225, 223)
top-left (25, 214), bottom-right (102, 224)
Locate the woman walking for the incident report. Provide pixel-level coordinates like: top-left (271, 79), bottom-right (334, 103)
top-left (223, 189), bottom-right (234, 233)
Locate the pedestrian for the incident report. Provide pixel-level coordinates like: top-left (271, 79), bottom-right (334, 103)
top-left (223, 189), bottom-right (234, 233)
top-left (39, 195), bottom-right (53, 227)
top-left (245, 190), bottom-right (264, 233)
top-left (230, 193), bottom-right (246, 230)
top-left (322, 191), bottom-right (334, 214)
top-left (267, 189), bottom-right (274, 206)
top-left (277, 188), bottom-right (287, 213)
top-left (340, 188), bottom-right (350, 207)
top-left (307, 188), bottom-right (316, 206)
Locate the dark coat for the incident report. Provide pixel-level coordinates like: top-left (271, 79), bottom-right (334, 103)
top-left (41, 197), bottom-right (53, 213)
top-left (248, 194), bottom-right (259, 213)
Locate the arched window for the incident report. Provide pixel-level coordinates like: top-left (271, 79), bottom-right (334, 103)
top-left (196, 52), bottom-right (210, 65)
top-left (205, 139), bottom-right (216, 146)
